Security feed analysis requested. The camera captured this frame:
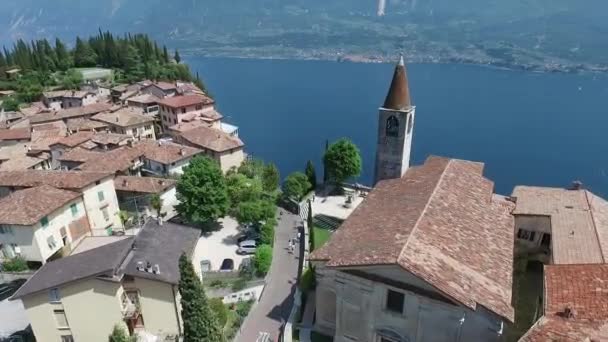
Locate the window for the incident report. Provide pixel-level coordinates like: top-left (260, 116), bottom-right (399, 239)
top-left (386, 116), bottom-right (399, 137)
top-left (181, 108), bottom-right (186, 114)
top-left (386, 289), bottom-right (405, 314)
top-left (40, 216), bottom-right (49, 228)
top-left (49, 288), bottom-right (61, 302)
top-left (47, 236), bottom-right (57, 249)
top-left (407, 114), bottom-right (413, 134)
top-left (70, 203), bottom-right (78, 217)
top-left (61, 335), bottom-right (74, 342)
top-left (97, 191), bottom-right (105, 202)
top-left (517, 229), bottom-right (536, 242)
top-left (102, 207), bottom-right (110, 222)
top-left (54, 310), bottom-right (69, 328)
top-left (195, 105), bottom-right (202, 110)
top-left (145, 125), bottom-right (151, 130)
top-left (0, 226), bottom-right (13, 234)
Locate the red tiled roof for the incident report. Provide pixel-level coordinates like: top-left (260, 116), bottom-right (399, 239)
top-left (0, 127), bottom-right (30, 141)
top-left (0, 170), bottom-right (111, 190)
top-left (114, 176), bottom-right (176, 194)
top-left (310, 156), bottom-right (515, 321)
top-left (76, 147), bottom-right (144, 173)
top-left (520, 264), bottom-right (608, 341)
top-left (51, 131), bottom-right (95, 148)
top-left (30, 103), bottom-right (112, 124)
top-left (153, 81), bottom-right (177, 91)
top-left (0, 185), bottom-right (81, 225)
top-left (57, 147), bottom-right (103, 163)
top-left (178, 125), bottom-right (243, 152)
top-left (92, 109), bottom-right (154, 127)
top-left (158, 94), bottom-right (214, 108)
top-left (134, 141), bottom-right (202, 164)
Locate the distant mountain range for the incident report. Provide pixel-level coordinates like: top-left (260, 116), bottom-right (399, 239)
top-left (1, 0), bottom-right (607, 71)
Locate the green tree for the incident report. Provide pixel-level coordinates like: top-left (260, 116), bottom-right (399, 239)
top-left (108, 324), bottom-right (135, 342)
top-left (150, 194), bottom-right (164, 218)
top-left (253, 244), bottom-right (273, 276)
top-left (323, 138), bottom-right (362, 184)
top-left (305, 160), bottom-right (316, 191)
top-left (260, 218), bottom-right (276, 246)
top-left (283, 172), bottom-right (311, 201)
top-left (179, 253), bottom-right (224, 342)
top-left (60, 69), bottom-right (83, 90)
top-left (208, 298), bottom-right (228, 328)
top-left (307, 200), bottom-right (315, 250)
top-left (238, 158), bottom-right (264, 179)
top-left (262, 163), bottom-right (280, 192)
top-left (176, 156), bottom-right (228, 229)
top-left (0, 97), bottom-right (20, 111)
top-left (162, 45), bottom-right (169, 63)
top-left (73, 37), bottom-right (97, 67)
top-left (174, 49), bottom-right (181, 63)
top-left (235, 200), bottom-right (275, 226)
top-left (226, 173), bottom-right (263, 208)
top-left (323, 139), bottom-right (329, 183)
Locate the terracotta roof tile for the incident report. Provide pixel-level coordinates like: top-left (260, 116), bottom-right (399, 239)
top-left (512, 186), bottom-right (608, 264)
top-left (134, 141), bottom-right (202, 164)
top-left (0, 127), bottom-right (30, 141)
top-left (179, 125), bottom-right (243, 152)
top-left (311, 156), bottom-right (515, 321)
top-left (0, 154), bottom-right (49, 171)
top-left (158, 94), bottom-right (214, 108)
top-left (0, 170), bottom-right (111, 190)
top-left (520, 264), bottom-right (608, 341)
top-left (114, 176), bottom-right (176, 194)
top-left (76, 147), bottom-right (144, 173)
top-left (51, 131), bottom-right (95, 148)
top-left (127, 93), bottom-right (160, 105)
top-left (92, 109), bottom-right (154, 127)
top-left (57, 147), bottom-right (103, 162)
top-left (30, 103), bottom-right (112, 124)
top-left (66, 118), bottom-right (108, 131)
top-left (0, 185), bottom-right (81, 225)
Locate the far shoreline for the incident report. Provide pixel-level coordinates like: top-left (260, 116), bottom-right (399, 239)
top-left (182, 51), bottom-right (608, 76)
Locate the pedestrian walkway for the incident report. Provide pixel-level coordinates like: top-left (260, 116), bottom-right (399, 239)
top-left (236, 209), bottom-right (301, 342)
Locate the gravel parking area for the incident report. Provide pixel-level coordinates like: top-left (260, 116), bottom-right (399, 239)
top-left (191, 217), bottom-right (247, 277)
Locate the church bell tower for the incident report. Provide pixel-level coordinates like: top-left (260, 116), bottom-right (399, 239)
top-left (374, 56), bottom-right (415, 185)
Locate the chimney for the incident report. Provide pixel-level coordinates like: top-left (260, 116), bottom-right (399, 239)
top-left (152, 264), bottom-right (160, 274)
top-left (563, 306), bottom-right (576, 319)
top-left (179, 148), bottom-right (185, 156)
top-left (145, 261), bottom-right (152, 273)
top-left (159, 180), bottom-right (165, 186)
top-left (136, 261), bottom-right (144, 271)
top-left (115, 116), bottom-right (119, 123)
top-left (123, 179), bottom-right (128, 187)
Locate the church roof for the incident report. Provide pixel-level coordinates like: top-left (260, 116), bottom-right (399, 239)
top-left (383, 56), bottom-right (412, 111)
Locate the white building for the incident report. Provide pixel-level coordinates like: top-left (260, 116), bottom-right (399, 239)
top-left (42, 90), bottom-right (98, 111)
top-left (92, 109), bottom-right (156, 140)
top-left (0, 185), bottom-right (89, 264)
top-left (136, 141), bottom-right (203, 176)
top-left (0, 170), bottom-right (123, 236)
top-left (114, 176), bottom-right (178, 219)
top-left (174, 125), bottom-right (244, 173)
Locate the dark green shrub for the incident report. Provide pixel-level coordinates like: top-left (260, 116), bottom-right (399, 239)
top-left (253, 244), bottom-right (273, 276)
top-left (2, 256), bottom-right (28, 272)
top-left (209, 298), bottom-right (228, 327)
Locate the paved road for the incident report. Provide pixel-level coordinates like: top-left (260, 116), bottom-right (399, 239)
top-left (236, 208), bottom-right (302, 342)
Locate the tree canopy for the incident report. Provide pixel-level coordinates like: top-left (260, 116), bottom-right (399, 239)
top-left (108, 324), bottom-right (135, 342)
top-left (178, 253), bottom-right (224, 342)
top-left (176, 156), bottom-right (229, 229)
top-left (323, 138), bottom-right (362, 184)
top-left (283, 172), bottom-right (311, 201)
top-left (235, 200), bottom-right (275, 226)
top-left (262, 163), bottom-right (280, 192)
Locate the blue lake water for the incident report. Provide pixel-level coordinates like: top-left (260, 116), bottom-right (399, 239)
top-left (187, 57), bottom-right (608, 196)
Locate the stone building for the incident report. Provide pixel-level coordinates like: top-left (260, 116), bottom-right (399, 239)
top-left (309, 156), bottom-right (515, 342)
top-left (374, 56), bottom-right (416, 185)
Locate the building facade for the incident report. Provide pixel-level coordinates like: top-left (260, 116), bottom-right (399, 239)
top-left (158, 95), bottom-right (215, 130)
top-left (0, 186), bottom-right (89, 264)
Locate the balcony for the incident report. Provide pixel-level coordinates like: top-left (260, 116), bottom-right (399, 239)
top-left (122, 301), bottom-right (139, 319)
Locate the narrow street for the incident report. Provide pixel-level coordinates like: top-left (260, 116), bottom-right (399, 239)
top-left (236, 208), bottom-right (302, 341)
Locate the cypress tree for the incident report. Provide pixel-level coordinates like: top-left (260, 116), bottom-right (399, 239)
top-left (162, 45), bottom-right (169, 63)
top-left (174, 49), bottom-right (181, 63)
top-left (55, 38), bottom-right (70, 70)
top-left (0, 51), bottom-right (5, 67)
top-left (178, 253), bottom-right (223, 342)
top-left (305, 160), bottom-right (317, 191)
top-left (73, 37), bottom-right (98, 67)
top-left (307, 200), bottom-right (315, 250)
top-left (323, 139), bottom-right (329, 183)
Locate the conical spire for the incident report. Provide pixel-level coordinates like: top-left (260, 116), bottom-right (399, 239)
top-left (383, 55), bottom-right (412, 111)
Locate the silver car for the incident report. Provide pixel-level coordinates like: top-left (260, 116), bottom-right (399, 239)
top-left (237, 240), bottom-right (257, 255)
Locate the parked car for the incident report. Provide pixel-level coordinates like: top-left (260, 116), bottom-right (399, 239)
top-left (237, 240), bottom-right (257, 255)
top-left (220, 258), bottom-right (235, 271)
top-left (237, 231), bottom-right (261, 244)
